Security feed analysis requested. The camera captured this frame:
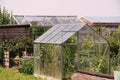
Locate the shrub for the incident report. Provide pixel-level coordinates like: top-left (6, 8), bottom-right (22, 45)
top-left (19, 58), bottom-right (34, 75)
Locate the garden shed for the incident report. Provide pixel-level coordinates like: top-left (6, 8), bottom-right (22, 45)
top-left (0, 24), bottom-right (30, 44)
top-left (34, 23), bottom-right (110, 80)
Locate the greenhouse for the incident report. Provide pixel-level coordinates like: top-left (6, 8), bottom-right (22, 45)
top-left (34, 23), bottom-right (110, 80)
top-left (13, 15), bottom-right (81, 39)
top-left (13, 15), bottom-right (80, 26)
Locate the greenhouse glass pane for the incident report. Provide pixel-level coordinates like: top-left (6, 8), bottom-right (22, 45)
top-left (57, 16), bottom-right (81, 24)
top-left (14, 15), bottom-right (27, 24)
top-left (62, 25), bottom-right (75, 31)
top-left (41, 25), bottom-right (65, 43)
top-left (48, 32), bottom-right (66, 43)
top-left (40, 21), bottom-right (53, 26)
top-left (26, 16), bottom-right (53, 26)
top-left (48, 25), bottom-right (75, 43)
top-left (15, 17), bottom-right (23, 23)
top-left (57, 17), bottom-right (70, 24)
top-left (34, 25), bottom-right (60, 43)
top-left (94, 33), bottom-right (107, 43)
top-left (48, 16), bottom-right (81, 25)
top-left (79, 25), bottom-right (108, 43)
top-left (34, 44), bottom-right (41, 75)
top-left (38, 44), bottom-right (62, 80)
top-left (55, 32), bottom-right (75, 44)
top-left (26, 16), bottom-right (45, 21)
top-left (45, 24), bottom-right (84, 44)
top-left (68, 16), bottom-right (81, 23)
top-left (79, 25), bottom-right (94, 33)
top-left (63, 24), bottom-right (85, 32)
top-left (48, 16), bottom-right (59, 24)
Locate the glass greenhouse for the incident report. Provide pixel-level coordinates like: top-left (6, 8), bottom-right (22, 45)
top-left (13, 15), bottom-right (80, 26)
top-left (13, 15), bottom-right (81, 40)
top-left (34, 23), bottom-right (110, 80)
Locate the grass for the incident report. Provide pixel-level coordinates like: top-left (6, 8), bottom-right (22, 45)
top-left (0, 67), bottom-right (45, 80)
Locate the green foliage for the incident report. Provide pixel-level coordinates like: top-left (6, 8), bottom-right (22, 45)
top-left (106, 26), bottom-right (120, 57)
top-left (81, 35), bottom-right (94, 50)
top-left (0, 47), bottom-right (3, 58)
top-left (93, 27), bottom-right (109, 36)
top-left (19, 59), bottom-right (34, 75)
top-left (63, 37), bottom-right (77, 78)
top-left (110, 56), bottom-right (119, 73)
top-left (0, 67), bottom-right (44, 80)
top-left (63, 45), bottom-right (76, 78)
top-left (94, 26), bottom-right (120, 74)
top-left (95, 56), bottom-right (108, 73)
top-left (0, 36), bottom-right (33, 55)
top-left (30, 27), bottom-right (48, 39)
top-left (0, 7), bottom-right (10, 25)
top-left (107, 36), bottom-right (119, 55)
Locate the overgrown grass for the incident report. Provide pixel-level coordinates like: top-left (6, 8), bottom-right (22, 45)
top-left (0, 67), bottom-right (44, 80)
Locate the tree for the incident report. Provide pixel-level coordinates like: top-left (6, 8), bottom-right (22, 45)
top-left (0, 7), bottom-right (10, 25)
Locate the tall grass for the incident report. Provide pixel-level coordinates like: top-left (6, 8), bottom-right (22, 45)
top-left (0, 67), bottom-right (45, 80)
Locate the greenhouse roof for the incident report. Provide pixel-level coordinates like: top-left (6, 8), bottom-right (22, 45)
top-left (13, 15), bottom-right (81, 26)
top-left (34, 23), bottom-right (85, 44)
top-left (34, 23), bottom-right (108, 44)
top-left (83, 17), bottom-right (120, 23)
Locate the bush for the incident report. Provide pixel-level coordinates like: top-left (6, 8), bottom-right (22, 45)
top-left (19, 58), bottom-right (34, 75)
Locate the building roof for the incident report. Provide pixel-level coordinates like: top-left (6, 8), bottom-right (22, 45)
top-left (0, 24), bottom-right (30, 28)
top-left (80, 17), bottom-right (120, 27)
top-left (82, 17), bottom-right (120, 23)
top-left (13, 15), bottom-right (81, 26)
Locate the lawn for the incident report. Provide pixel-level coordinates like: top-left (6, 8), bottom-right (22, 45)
top-left (0, 67), bottom-right (44, 80)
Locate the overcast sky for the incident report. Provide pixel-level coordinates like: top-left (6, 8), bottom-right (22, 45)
top-left (0, 0), bottom-right (120, 17)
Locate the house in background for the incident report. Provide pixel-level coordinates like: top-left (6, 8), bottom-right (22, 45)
top-left (0, 24), bottom-right (30, 44)
top-left (80, 17), bottom-right (120, 32)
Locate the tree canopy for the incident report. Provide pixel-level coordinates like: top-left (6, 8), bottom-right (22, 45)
top-left (0, 7), bottom-right (10, 25)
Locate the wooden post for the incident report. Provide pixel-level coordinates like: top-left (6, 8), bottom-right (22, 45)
top-left (4, 51), bottom-right (9, 68)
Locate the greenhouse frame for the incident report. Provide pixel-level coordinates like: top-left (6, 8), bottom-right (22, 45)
top-left (34, 23), bottom-right (110, 80)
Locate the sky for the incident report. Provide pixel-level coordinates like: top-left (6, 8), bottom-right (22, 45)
top-left (0, 0), bottom-right (120, 17)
